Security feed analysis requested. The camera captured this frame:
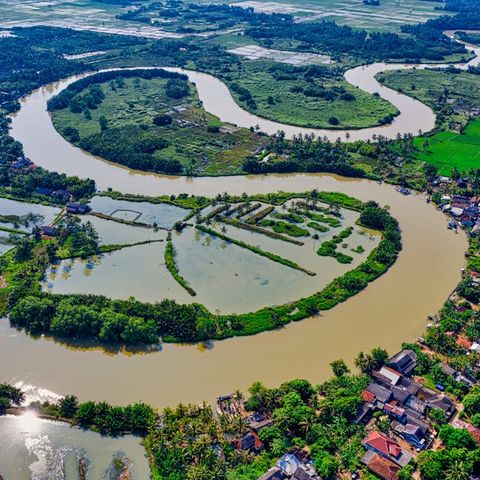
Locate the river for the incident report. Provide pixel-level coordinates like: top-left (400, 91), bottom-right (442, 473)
top-left (0, 173), bottom-right (467, 408)
top-left (0, 35), bottom-right (473, 408)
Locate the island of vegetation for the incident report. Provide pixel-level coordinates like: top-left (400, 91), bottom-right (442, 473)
top-left (0, 189), bottom-right (401, 346)
top-left (48, 68), bottom-right (268, 176)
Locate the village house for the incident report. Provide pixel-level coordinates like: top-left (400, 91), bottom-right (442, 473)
top-left (66, 202), bottom-right (90, 214)
top-left (391, 420), bottom-right (429, 450)
top-left (441, 191), bottom-right (480, 232)
top-left (257, 450), bottom-right (321, 480)
top-left (388, 350), bottom-right (417, 376)
top-left (361, 450), bottom-right (400, 480)
top-left (11, 158), bottom-right (32, 170)
top-left (39, 225), bottom-right (57, 237)
top-left (452, 418), bottom-right (480, 444)
top-left (258, 467), bottom-right (285, 480)
top-left (232, 431), bottom-right (263, 453)
top-left (362, 430), bottom-right (412, 467)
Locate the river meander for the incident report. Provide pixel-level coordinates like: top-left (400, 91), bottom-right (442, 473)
top-left (0, 35), bottom-right (474, 408)
top-left (0, 174), bottom-right (467, 408)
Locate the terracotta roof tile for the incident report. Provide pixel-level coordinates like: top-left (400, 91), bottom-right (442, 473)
top-left (363, 431), bottom-right (402, 458)
top-left (366, 453), bottom-right (400, 480)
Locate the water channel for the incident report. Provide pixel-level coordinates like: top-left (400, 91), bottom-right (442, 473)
top-left (0, 34), bottom-right (475, 408)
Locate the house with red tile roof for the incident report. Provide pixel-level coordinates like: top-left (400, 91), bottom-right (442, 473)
top-left (362, 389), bottom-right (376, 404)
top-left (362, 431), bottom-right (412, 467)
top-left (361, 450), bottom-right (400, 480)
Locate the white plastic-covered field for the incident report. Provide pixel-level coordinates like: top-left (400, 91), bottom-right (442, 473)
top-left (228, 44), bottom-right (333, 65)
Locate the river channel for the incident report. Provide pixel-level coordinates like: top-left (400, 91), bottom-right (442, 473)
top-left (0, 36), bottom-right (475, 408)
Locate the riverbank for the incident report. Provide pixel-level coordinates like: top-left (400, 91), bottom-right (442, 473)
top-left (0, 178), bottom-right (466, 408)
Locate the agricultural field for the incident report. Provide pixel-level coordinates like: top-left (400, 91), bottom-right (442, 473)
top-left (229, 0), bottom-right (449, 32)
top-left (413, 118), bottom-right (480, 175)
top-left (228, 44), bottom-right (333, 66)
top-left (0, 0), bottom-right (179, 39)
top-left (0, 0), bottom-right (451, 38)
top-left (50, 73), bottom-right (267, 176)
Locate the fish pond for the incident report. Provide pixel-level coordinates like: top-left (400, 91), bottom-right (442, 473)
top-left (88, 195), bottom-right (189, 229)
top-left (42, 197), bottom-right (379, 314)
top-left (0, 197), bottom-right (61, 232)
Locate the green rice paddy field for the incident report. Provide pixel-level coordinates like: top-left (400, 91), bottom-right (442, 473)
top-left (414, 119), bottom-right (480, 175)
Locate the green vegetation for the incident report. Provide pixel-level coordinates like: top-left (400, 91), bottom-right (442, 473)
top-left (219, 216), bottom-right (305, 245)
top-left (196, 224), bottom-right (315, 276)
top-left (49, 69), bottom-right (266, 176)
top-left (99, 190), bottom-right (210, 211)
top-left (55, 216), bottom-right (100, 259)
top-left (379, 69), bottom-right (480, 132)
top-left (303, 209), bottom-right (342, 228)
top-left (0, 190), bottom-right (400, 346)
top-left (145, 375), bottom-right (368, 480)
top-left (0, 383), bottom-right (24, 410)
top-left (411, 119), bottom-right (480, 176)
top-left (317, 227), bottom-right (354, 263)
top-left (271, 211), bottom-right (304, 223)
top-left (307, 221), bottom-right (329, 233)
top-left (0, 159), bottom-right (95, 205)
top-left (261, 219), bottom-right (310, 238)
top-left (165, 232), bottom-right (196, 296)
top-left (246, 206), bottom-right (275, 224)
top-left (221, 61), bottom-right (398, 129)
top-left (32, 392), bottom-right (156, 436)
top-left (117, 2), bottom-right (270, 34)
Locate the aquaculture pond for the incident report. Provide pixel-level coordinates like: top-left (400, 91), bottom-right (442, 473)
top-left (79, 215), bottom-right (166, 245)
top-left (0, 197), bottom-right (61, 232)
top-left (88, 195), bottom-right (189, 229)
top-left (43, 241), bottom-right (194, 307)
top-left (0, 414), bottom-right (150, 480)
top-left (42, 200), bottom-right (379, 314)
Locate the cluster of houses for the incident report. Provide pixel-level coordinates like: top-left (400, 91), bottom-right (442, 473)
top-left (356, 349), bottom-right (480, 480)
top-left (258, 450), bottom-right (321, 480)
top-left (217, 348), bottom-right (480, 480)
top-left (216, 395), bottom-right (322, 480)
top-left (39, 203), bottom-right (90, 238)
top-left (440, 193), bottom-right (480, 232)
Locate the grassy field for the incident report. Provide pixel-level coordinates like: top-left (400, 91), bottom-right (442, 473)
top-left (413, 119), bottom-right (480, 175)
top-left (51, 75), bottom-right (266, 175)
top-left (216, 60), bottom-right (398, 129)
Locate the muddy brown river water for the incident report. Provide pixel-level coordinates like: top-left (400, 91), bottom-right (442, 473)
top-left (1, 38), bottom-right (474, 408)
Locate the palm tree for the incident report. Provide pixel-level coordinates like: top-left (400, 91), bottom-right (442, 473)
top-left (446, 460), bottom-right (470, 480)
top-left (354, 352), bottom-right (376, 374)
top-left (231, 416), bottom-right (248, 437)
top-left (24, 212), bottom-right (44, 230)
top-left (232, 389), bottom-right (244, 404)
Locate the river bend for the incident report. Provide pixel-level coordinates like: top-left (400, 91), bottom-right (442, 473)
top-left (1, 35), bottom-right (476, 407)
